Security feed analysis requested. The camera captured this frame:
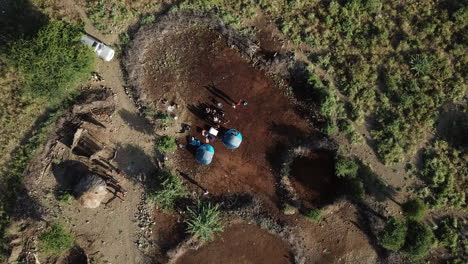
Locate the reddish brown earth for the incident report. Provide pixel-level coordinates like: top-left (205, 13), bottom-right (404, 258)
top-left (152, 209), bottom-right (186, 251)
top-left (289, 151), bottom-right (338, 209)
top-left (175, 224), bottom-right (293, 264)
top-left (134, 26), bottom-right (311, 204)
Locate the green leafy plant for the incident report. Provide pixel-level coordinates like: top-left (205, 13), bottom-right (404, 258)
top-left (39, 223), bottom-right (75, 256)
top-left (402, 198), bottom-right (427, 221)
top-left (147, 170), bottom-right (188, 210)
top-left (154, 136), bottom-right (176, 153)
top-left (379, 217), bottom-right (407, 251)
top-left (304, 209), bottom-right (322, 222)
top-left (185, 201), bottom-right (223, 242)
top-left (5, 20), bottom-right (94, 101)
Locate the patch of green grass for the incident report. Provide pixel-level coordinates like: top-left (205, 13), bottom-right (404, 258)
top-left (154, 136), bottom-right (177, 153)
top-left (56, 191), bottom-right (74, 204)
top-left (147, 170), bottom-right (188, 210)
top-left (5, 20), bottom-right (94, 102)
top-left (140, 14), bottom-right (155, 25)
top-left (39, 223), bottom-right (75, 256)
top-left (185, 201), bottom-right (223, 242)
top-left (304, 209), bottom-right (322, 222)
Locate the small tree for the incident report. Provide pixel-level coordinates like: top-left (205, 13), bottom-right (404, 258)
top-left (378, 217), bottom-right (407, 251)
top-left (185, 201), bottom-right (223, 242)
top-left (39, 223), bottom-right (75, 256)
top-left (402, 198), bottom-right (427, 221)
top-left (304, 209), bottom-right (322, 222)
top-left (155, 136), bottom-right (177, 153)
top-left (402, 220), bottom-right (435, 260)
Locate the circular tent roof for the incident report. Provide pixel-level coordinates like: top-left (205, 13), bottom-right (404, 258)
top-left (222, 129), bottom-right (243, 149)
top-left (195, 144), bottom-right (215, 165)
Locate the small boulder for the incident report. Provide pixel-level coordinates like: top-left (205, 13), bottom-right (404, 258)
top-left (283, 203), bottom-right (298, 215)
top-left (74, 174), bottom-right (107, 208)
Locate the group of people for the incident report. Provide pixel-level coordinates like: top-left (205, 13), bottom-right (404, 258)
top-left (205, 105), bottom-right (228, 125)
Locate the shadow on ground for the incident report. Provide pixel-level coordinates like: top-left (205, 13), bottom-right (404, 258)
top-left (118, 109), bottom-right (153, 134)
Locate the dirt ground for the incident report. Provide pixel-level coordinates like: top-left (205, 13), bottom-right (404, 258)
top-left (175, 224), bottom-right (293, 264)
top-left (126, 24), bottom-right (311, 206)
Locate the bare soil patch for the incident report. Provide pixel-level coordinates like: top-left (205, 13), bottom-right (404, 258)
top-left (289, 151), bottom-right (338, 209)
top-left (175, 224), bottom-right (293, 264)
top-left (125, 17), bottom-right (311, 205)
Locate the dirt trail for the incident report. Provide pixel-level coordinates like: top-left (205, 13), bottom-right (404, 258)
top-left (41, 2), bottom-right (157, 263)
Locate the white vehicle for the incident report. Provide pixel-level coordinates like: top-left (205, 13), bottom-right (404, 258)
top-left (80, 35), bottom-right (115, 62)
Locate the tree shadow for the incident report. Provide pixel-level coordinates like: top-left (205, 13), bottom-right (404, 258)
top-left (51, 160), bottom-right (89, 192)
top-left (204, 84), bottom-right (236, 105)
top-left (0, 0), bottom-right (48, 48)
top-left (113, 143), bottom-right (156, 183)
top-left (118, 109), bottom-right (152, 134)
top-left (435, 106), bottom-right (467, 150)
top-left (357, 161), bottom-right (398, 204)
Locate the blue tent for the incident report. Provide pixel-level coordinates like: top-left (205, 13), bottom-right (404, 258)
top-left (195, 144), bottom-right (215, 165)
top-left (222, 129), bottom-right (243, 149)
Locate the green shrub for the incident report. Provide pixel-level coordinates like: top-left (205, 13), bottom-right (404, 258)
top-left (379, 217), bottom-right (407, 251)
top-left (155, 112), bottom-right (174, 125)
top-left (335, 156), bottom-right (359, 178)
top-left (185, 201), bottom-right (223, 242)
top-left (402, 220), bottom-right (435, 260)
top-left (39, 223), bottom-right (74, 256)
top-left (5, 20), bottom-right (94, 101)
top-left (155, 136), bottom-right (176, 153)
top-left (147, 170), bottom-right (188, 210)
top-left (304, 209), bottom-right (322, 222)
top-left (435, 218), bottom-right (459, 253)
top-left (402, 198), bottom-right (427, 221)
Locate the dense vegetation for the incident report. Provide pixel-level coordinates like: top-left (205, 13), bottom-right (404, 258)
top-left (5, 20), bottom-right (94, 101)
top-left (418, 140), bottom-right (467, 208)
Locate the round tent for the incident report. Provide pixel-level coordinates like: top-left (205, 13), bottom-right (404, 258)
top-left (222, 129), bottom-right (243, 149)
top-left (195, 144), bottom-right (215, 165)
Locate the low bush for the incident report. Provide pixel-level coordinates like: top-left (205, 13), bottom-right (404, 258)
top-left (5, 20), bottom-right (94, 101)
top-left (39, 223), bottom-right (74, 256)
top-left (402, 198), bottom-right (427, 221)
top-left (154, 136), bottom-right (176, 153)
top-left (349, 179), bottom-right (365, 201)
top-left (185, 201), bottom-right (223, 242)
top-left (402, 220), bottom-right (435, 260)
top-left (379, 217), bottom-right (407, 251)
top-left (304, 209), bottom-right (322, 222)
top-left (147, 170), bottom-right (188, 210)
